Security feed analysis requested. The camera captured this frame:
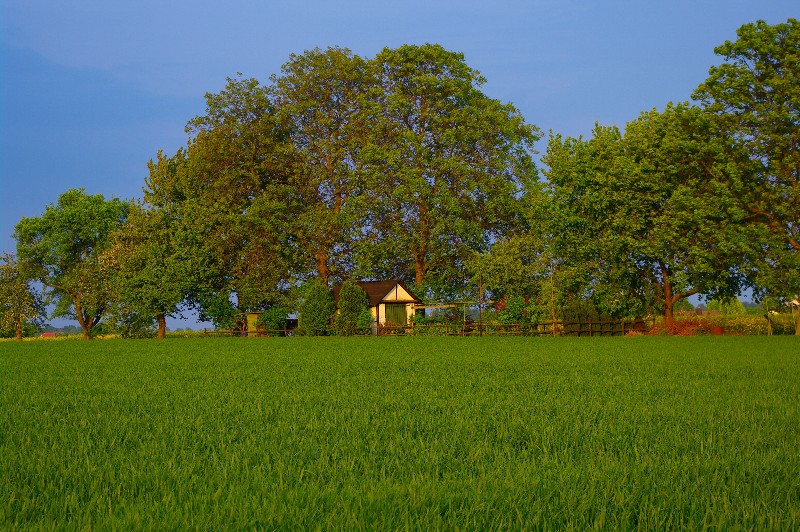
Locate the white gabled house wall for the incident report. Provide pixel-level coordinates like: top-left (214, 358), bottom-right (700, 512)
top-left (372, 283), bottom-right (419, 325)
top-left (334, 280), bottom-right (422, 326)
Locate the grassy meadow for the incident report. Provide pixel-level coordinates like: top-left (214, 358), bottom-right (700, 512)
top-left (1, 336), bottom-right (799, 529)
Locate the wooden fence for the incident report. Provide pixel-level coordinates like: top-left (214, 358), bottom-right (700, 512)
top-left (201, 317), bottom-right (654, 338)
top-left (373, 317), bottom-right (653, 337)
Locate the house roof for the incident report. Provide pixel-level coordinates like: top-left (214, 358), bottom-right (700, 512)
top-left (333, 280), bottom-right (422, 307)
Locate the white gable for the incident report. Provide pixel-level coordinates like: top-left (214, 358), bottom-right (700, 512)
top-left (382, 284), bottom-right (416, 302)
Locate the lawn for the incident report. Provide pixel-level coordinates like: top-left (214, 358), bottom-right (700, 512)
top-left (1, 336), bottom-right (798, 529)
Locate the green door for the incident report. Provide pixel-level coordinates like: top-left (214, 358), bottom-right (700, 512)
top-left (385, 303), bottom-right (407, 325)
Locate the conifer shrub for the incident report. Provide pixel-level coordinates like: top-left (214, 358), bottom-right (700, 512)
top-left (298, 280), bottom-right (335, 336)
top-left (335, 281), bottom-right (371, 336)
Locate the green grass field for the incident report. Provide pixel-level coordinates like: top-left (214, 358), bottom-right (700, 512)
top-left (1, 337), bottom-right (798, 529)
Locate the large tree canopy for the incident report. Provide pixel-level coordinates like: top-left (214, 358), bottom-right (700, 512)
top-left (544, 104), bottom-right (751, 326)
top-left (13, 189), bottom-right (128, 339)
top-left (145, 77), bottom-right (297, 326)
top-left (148, 45), bottom-right (539, 305)
top-left (105, 201), bottom-right (188, 339)
top-left (271, 47), bottom-right (370, 284)
top-left (358, 44), bottom-right (539, 299)
top-left (693, 18), bottom-right (800, 332)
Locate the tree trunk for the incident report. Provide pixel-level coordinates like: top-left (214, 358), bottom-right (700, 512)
top-left (795, 310), bottom-right (800, 336)
top-left (414, 254), bottom-right (426, 287)
top-left (74, 299), bottom-right (92, 340)
top-left (664, 300), bottom-right (675, 329)
top-left (315, 249), bottom-right (329, 285)
top-left (661, 262), bottom-right (676, 330)
top-left (157, 314), bottom-right (167, 339)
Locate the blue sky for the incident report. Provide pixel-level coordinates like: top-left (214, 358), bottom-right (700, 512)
top-left (1, 1), bottom-right (796, 326)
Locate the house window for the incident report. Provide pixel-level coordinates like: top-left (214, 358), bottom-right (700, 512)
top-left (384, 303), bottom-right (407, 325)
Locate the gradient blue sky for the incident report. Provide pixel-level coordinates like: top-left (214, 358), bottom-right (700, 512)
top-left (1, 1), bottom-right (796, 326)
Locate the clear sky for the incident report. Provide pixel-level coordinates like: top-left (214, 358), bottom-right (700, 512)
top-left (1, 1), bottom-right (796, 326)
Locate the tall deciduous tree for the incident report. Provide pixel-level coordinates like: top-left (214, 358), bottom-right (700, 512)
top-left (545, 104), bottom-right (750, 326)
top-left (105, 201), bottom-right (187, 339)
top-left (0, 253), bottom-right (44, 340)
top-left (360, 44), bottom-right (539, 299)
top-left (13, 189), bottom-right (128, 339)
top-left (271, 47), bottom-right (370, 284)
top-left (147, 77), bottom-right (296, 325)
top-left (693, 18), bottom-right (800, 334)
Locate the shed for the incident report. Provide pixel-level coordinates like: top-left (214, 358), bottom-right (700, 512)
top-left (333, 280), bottom-right (422, 325)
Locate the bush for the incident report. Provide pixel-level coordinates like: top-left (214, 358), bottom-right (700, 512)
top-left (667, 313), bottom-right (796, 336)
top-left (705, 298), bottom-right (746, 316)
top-left (256, 306), bottom-right (290, 334)
top-left (335, 281), bottom-right (371, 336)
top-left (298, 280), bottom-right (335, 336)
top-left (406, 311), bottom-right (478, 336)
top-left (495, 296), bottom-right (550, 324)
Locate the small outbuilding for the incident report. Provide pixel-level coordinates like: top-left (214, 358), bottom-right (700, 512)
top-left (333, 280), bottom-right (422, 326)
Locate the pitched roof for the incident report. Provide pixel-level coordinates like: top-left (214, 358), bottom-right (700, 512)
top-left (332, 280), bottom-right (422, 307)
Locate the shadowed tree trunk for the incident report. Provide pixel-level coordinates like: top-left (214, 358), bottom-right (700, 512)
top-left (156, 313), bottom-right (167, 339)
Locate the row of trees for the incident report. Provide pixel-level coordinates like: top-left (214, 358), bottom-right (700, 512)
top-left (3, 20), bottom-right (798, 338)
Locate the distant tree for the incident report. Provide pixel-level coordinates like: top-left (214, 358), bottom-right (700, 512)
top-left (673, 298), bottom-right (695, 313)
top-left (693, 18), bottom-right (800, 334)
top-left (335, 281), bottom-right (371, 336)
top-left (0, 253), bottom-right (45, 340)
top-left (298, 280), bottom-right (335, 335)
top-left (13, 189), bottom-right (128, 339)
top-left (359, 44), bottom-right (539, 299)
top-left (705, 297), bottom-right (746, 316)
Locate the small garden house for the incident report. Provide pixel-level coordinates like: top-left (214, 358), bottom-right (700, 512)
top-left (334, 280), bottom-right (422, 326)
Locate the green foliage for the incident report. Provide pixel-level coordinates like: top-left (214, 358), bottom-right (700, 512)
top-left (707, 314), bottom-right (795, 336)
top-left (271, 47), bottom-right (369, 283)
top-left (255, 306), bottom-right (290, 332)
top-left (1, 338), bottom-right (799, 528)
top-left (196, 291), bottom-right (240, 330)
top-left (0, 253), bottom-right (45, 340)
top-left (13, 189), bottom-right (128, 339)
top-left (694, 18), bottom-right (800, 331)
top-left (705, 297), bottom-right (746, 316)
top-left (147, 77), bottom-right (297, 321)
top-left (334, 281), bottom-right (371, 336)
top-left (105, 202), bottom-right (188, 339)
top-left (407, 310), bottom-right (473, 335)
top-left (106, 311), bottom-right (157, 339)
top-left (356, 308), bottom-right (374, 331)
top-left (298, 280), bottom-right (334, 335)
top-left (673, 298), bottom-right (695, 313)
top-left (0, 317), bottom-right (42, 340)
top-left (357, 44), bottom-right (540, 297)
top-left (495, 296), bottom-right (548, 324)
top-left (543, 104), bottom-right (750, 325)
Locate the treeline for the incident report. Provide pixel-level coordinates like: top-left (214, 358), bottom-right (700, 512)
top-left (2, 19), bottom-right (798, 339)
